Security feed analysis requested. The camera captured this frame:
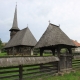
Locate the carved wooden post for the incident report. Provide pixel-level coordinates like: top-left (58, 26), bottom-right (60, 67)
top-left (31, 48), bottom-right (33, 55)
top-left (68, 48), bottom-right (73, 68)
top-left (40, 48), bottom-right (44, 56)
top-left (51, 48), bottom-right (56, 72)
top-left (57, 47), bottom-right (61, 72)
top-left (40, 48), bottom-right (44, 72)
top-left (19, 65), bottom-right (23, 80)
top-left (51, 48), bottom-right (55, 56)
top-left (12, 47), bottom-right (14, 56)
top-left (22, 47), bottom-right (23, 56)
top-left (68, 48), bottom-right (72, 54)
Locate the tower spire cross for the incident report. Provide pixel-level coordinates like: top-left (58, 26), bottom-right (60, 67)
top-left (49, 20), bottom-right (50, 23)
top-left (16, 2), bottom-right (17, 6)
top-left (27, 24), bottom-right (28, 27)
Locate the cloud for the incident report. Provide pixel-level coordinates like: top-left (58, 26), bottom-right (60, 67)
top-left (0, 0), bottom-right (80, 43)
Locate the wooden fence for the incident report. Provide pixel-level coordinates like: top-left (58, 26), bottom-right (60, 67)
top-left (72, 59), bottom-right (80, 70)
top-left (0, 62), bottom-right (58, 80)
top-left (72, 53), bottom-right (80, 70)
top-left (0, 55), bottom-right (80, 80)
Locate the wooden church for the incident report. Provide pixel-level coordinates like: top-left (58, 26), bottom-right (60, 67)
top-left (4, 5), bottom-right (37, 55)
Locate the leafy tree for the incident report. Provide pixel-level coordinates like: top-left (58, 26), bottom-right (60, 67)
top-left (0, 38), bottom-right (2, 53)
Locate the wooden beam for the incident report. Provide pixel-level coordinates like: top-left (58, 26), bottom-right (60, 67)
top-left (56, 47), bottom-right (61, 72)
top-left (40, 49), bottom-right (44, 56)
top-left (51, 48), bottom-right (55, 56)
top-left (19, 65), bottom-right (23, 80)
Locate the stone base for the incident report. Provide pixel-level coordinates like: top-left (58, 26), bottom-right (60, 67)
top-left (58, 72), bottom-right (64, 76)
top-left (58, 68), bottom-right (74, 76)
top-left (60, 68), bottom-right (72, 73)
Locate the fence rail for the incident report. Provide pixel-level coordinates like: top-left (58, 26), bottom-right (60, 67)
top-left (0, 62), bottom-right (58, 80)
top-left (72, 59), bottom-right (80, 70)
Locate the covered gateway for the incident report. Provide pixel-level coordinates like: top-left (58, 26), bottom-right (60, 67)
top-left (35, 23), bottom-right (76, 72)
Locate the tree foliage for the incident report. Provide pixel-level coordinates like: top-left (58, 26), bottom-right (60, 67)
top-left (0, 39), bottom-right (2, 48)
top-left (0, 39), bottom-right (3, 53)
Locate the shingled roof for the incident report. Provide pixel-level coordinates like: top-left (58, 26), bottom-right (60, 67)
top-left (5, 27), bottom-right (37, 48)
top-left (35, 23), bottom-right (75, 48)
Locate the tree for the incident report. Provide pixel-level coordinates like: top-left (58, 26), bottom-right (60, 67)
top-left (0, 38), bottom-right (2, 53)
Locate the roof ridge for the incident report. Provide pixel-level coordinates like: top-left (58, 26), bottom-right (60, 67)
top-left (20, 27), bottom-right (27, 31)
top-left (50, 23), bottom-right (59, 27)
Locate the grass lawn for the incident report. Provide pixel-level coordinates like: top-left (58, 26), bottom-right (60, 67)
top-left (0, 52), bottom-right (7, 56)
top-left (49, 71), bottom-right (80, 80)
top-left (30, 70), bottom-right (80, 80)
top-left (0, 69), bottom-right (80, 80)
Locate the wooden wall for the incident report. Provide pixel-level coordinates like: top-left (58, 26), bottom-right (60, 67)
top-left (6, 46), bottom-right (33, 55)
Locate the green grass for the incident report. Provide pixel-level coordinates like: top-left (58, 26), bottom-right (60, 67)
top-left (1, 69), bottom-right (80, 80)
top-left (0, 52), bottom-right (7, 56)
top-left (49, 71), bottom-right (80, 80)
top-left (29, 70), bottom-right (80, 80)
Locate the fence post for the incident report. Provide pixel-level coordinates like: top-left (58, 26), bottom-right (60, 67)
top-left (19, 65), bottom-right (23, 80)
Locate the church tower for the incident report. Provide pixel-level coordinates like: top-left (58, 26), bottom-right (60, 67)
top-left (9, 4), bottom-right (20, 39)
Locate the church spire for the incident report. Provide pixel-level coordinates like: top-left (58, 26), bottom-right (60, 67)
top-left (9, 4), bottom-right (20, 31)
top-left (10, 4), bottom-right (20, 39)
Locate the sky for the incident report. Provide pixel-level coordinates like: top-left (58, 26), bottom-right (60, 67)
top-left (0, 0), bottom-right (80, 43)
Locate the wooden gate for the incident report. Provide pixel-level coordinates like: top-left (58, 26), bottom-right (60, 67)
top-left (60, 54), bottom-right (72, 71)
